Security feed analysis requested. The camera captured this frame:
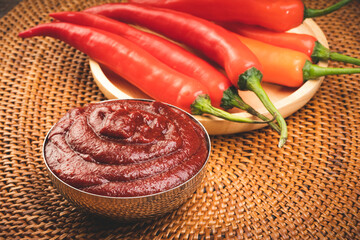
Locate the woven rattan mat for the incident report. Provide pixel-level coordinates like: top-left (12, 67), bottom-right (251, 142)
top-left (1, 0), bottom-right (359, 239)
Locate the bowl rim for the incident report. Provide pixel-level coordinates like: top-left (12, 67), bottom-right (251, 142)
top-left (42, 98), bottom-right (211, 200)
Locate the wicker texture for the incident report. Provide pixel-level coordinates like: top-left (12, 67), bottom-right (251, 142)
top-left (1, 0), bottom-right (359, 239)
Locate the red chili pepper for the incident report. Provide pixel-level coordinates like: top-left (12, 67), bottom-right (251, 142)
top-left (85, 3), bottom-right (288, 147)
top-left (18, 22), bottom-right (271, 126)
top-left (222, 22), bottom-right (360, 66)
top-left (127, 0), bottom-right (353, 32)
top-left (49, 11), bottom-right (279, 132)
top-left (236, 35), bottom-right (360, 88)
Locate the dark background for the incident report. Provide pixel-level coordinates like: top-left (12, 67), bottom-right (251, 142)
top-left (0, 0), bottom-right (23, 18)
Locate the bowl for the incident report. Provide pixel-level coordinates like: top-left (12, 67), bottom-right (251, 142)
top-left (42, 99), bottom-right (211, 221)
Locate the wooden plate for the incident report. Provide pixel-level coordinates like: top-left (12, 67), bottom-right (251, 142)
top-left (89, 19), bottom-right (328, 135)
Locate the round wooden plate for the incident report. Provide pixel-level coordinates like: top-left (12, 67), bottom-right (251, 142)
top-left (89, 19), bottom-right (328, 135)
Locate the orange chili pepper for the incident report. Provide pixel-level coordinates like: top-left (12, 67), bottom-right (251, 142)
top-left (223, 22), bottom-right (360, 66)
top-left (237, 35), bottom-right (360, 88)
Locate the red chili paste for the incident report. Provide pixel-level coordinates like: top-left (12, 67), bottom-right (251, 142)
top-left (44, 100), bottom-right (209, 197)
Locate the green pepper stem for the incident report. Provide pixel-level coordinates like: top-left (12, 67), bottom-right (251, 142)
top-left (221, 86), bottom-right (281, 134)
top-left (303, 60), bottom-right (360, 81)
top-left (312, 41), bottom-right (360, 66)
top-left (304, 0), bottom-right (352, 18)
top-left (238, 68), bottom-right (288, 148)
top-left (329, 52), bottom-right (360, 66)
top-left (311, 41), bottom-right (330, 63)
top-left (191, 94), bottom-right (275, 124)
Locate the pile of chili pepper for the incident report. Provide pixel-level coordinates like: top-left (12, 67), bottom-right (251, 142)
top-left (19, 22), bottom-right (277, 123)
top-left (83, 3), bottom-right (289, 147)
top-left (18, 1), bottom-right (360, 148)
